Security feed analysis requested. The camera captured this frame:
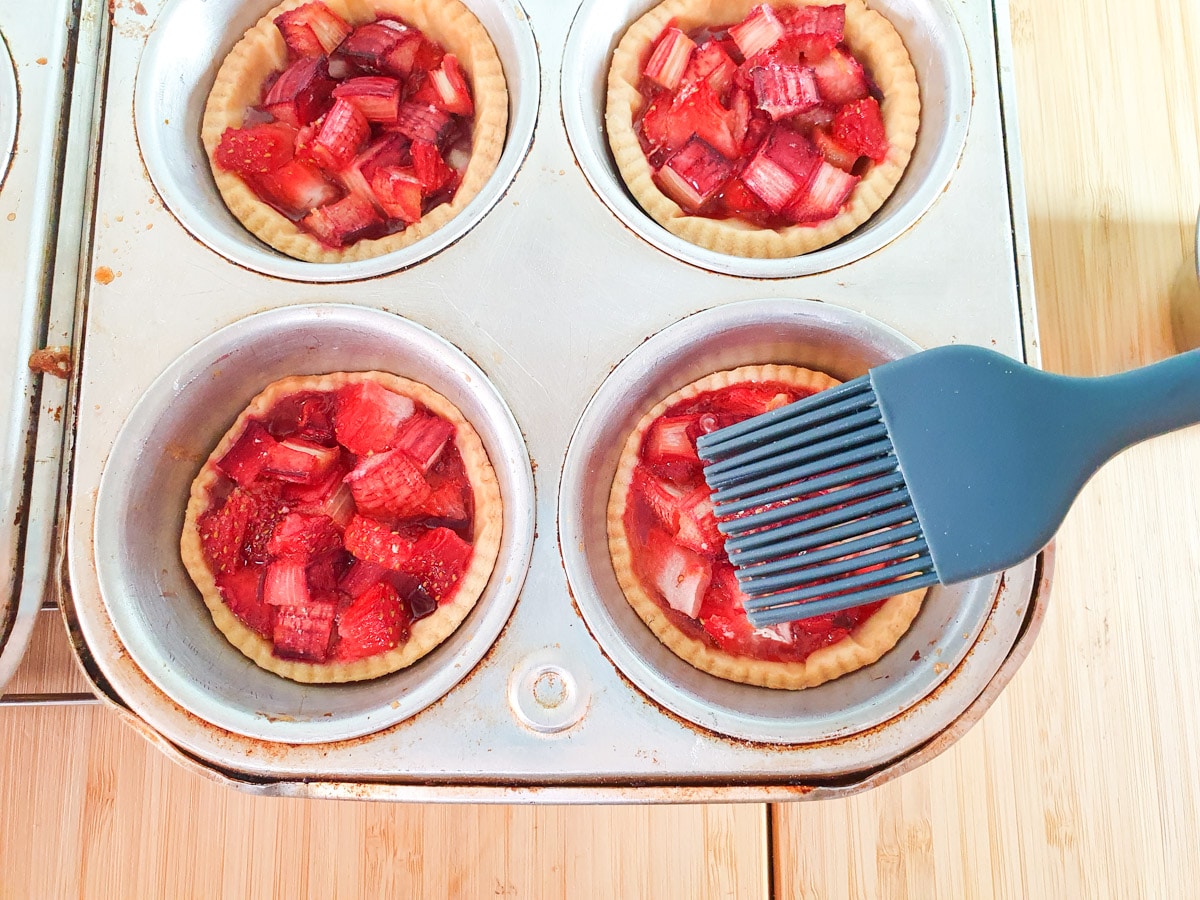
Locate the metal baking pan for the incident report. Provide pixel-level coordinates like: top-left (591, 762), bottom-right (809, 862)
top-left (0, 0), bottom-right (103, 691)
top-left (56, 0), bottom-right (1046, 800)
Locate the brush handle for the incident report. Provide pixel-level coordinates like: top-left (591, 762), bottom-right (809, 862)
top-left (1089, 349), bottom-right (1200, 453)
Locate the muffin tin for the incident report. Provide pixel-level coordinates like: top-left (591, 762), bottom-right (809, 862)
top-left (24, 0), bottom-right (1047, 800)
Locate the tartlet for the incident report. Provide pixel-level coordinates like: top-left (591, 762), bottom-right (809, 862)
top-left (181, 371), bottom-right (502, 683)
top-left (607, 364), bottom-right (925, 689)
top-left (201, 0), bottom-right (508, 263)
top-left (606, 0), bottom-right (920, 259)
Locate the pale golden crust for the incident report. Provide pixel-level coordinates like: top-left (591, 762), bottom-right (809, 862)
top-left (201, 0), bottom-right (508, 263)
top-left (605, 0), bottom-right (920, 259)
top-left (606, 365), bottom-right (925, 689)
top-left (181, 372), bottom-right (503, 683)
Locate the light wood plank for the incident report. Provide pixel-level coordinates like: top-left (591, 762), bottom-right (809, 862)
top-left (1, 608), bottom-right (93, 696)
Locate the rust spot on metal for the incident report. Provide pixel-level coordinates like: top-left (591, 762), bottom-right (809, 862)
top-left (28, 346), bottom-right (73, 379)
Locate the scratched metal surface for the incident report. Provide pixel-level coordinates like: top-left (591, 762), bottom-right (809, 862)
top-left (62, 0), bottom-right (1044, 789)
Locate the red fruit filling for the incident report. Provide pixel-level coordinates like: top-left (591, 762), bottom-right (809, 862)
top-left (196, 381), bottom-right (476, 665)
top-left (624, 379), bottom-right (886, 663)
top-left (632, 2), bottom-right (888, 229)
top-left (212, 1), bottom-right (476, 249)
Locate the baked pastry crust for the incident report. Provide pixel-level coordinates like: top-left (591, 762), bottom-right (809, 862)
top-left (181, 371), bottom-right (503, 683)
top-left (607, 364), bottom-right (926, 689)
top-left (201, 0), bottom-right (508, 263)
top-left (605, 0), bottom-right (920, 259)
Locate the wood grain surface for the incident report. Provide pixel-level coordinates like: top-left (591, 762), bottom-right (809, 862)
top-left (3, 0), bottom-right (1200, 896)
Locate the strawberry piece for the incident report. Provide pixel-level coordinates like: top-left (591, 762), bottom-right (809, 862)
top-left (656, 137), bottom-right (734, 212)
top-left (643, 26), bottom-right (696, 92)
top-left (264, 557), bottom-right (313, 606)
top-left (786, 159), bottom-right (859, 223)
top-left (643, 528), bottom-right (711, 618)
top-left (683, 40), bottom-right (736, 94)
top-left (262, 437), bottom-right (342, 484)
top-left (410, 34), bottom-right (446, 74)
top-left (344, 515), bottom-right (415, 570)
top-left (392, 102), bottom-right (453, 145)
top-left (427, 54), bottom-right (474, 116)
top-left (273, 602), bottom-right (336, 661)
top-left (332, 20), bottom-right (405, 72)
top-left (791, 104), bottom-right (836, 132)
top-left (392, 413), bottom-right (456, 471)
top-left (274, 2), bottom-right (352, 58)
top-left (812, 47), bottom-right (870, 105)
top-left (344, 447), bottom-right (432, 517)
top-left (718, 176), bottom-right (772, 222)
top-left (309, 98), bottom-right (370, 171)
top-left (740, 126), bottom-right (820, 213)
top-left (632, 467), bottom-right (683, 533)
top-left (675, 484), bottom-right (725, 558)
top-left (751, 64), bottom-right (820, 120)
top-left (335, 582), bottom-right (410, 660)
top-left (332, 76), bottom-right (402, 123)
top-left (780, 5), bottom-right (845, 61)
top-left (410, 140), bottom-right (455, 194)
top-left (729, 5), bottom-right (786, 60)
top-left (267, 512), bottom-right (342, 558)
top-left (401, 527), bottom-right (472, 602)
top-left (334, 381), bottom-right (416, 455)
top-left (216, 567), bottom-right (274, 638)
top-left (253, 159), bottom-right (343, 219)
top-left (301, 194), bottom-right (386, 247)
top-left (262, 57), bottom-right (335, 128)
top-left (641, 414), bottom-right (702, 481)
top-left (710, 384), bottom-right (794, 417)
top-left (832, 97), bottom-right (888, 163)
top-left (392, 574), bottom-right (438, 620)
top-left (680, 80), bottom-right (742, 158)
top-left (812, 127), bottom-right (860, 171)
top-left (198, 488), bottom-right (258, 574)
top-left (214, 123), bottom-right (297, 177)
top-left (699, 565), bottom-right (757, 651)
top-left (216, 421), bottom-right (277, 487)
top-left (410, 479), bottom-right (469, 528)
top-left (370, 167), bottom-right (423, 222)
top-left (338, 559), bottom-right (389, 599)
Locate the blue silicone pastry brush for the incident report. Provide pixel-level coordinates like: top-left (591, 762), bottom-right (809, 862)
top-left (695, 345), bottom-right (1200, 628)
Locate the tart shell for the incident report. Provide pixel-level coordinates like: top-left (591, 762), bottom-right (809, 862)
top-left (201, 0), bottom-right (509, 263)
top-left (181, 372), bottom-right (503, 683)
top-left (606, 364), bottom-right (926, 690)
top-left (605, 0), bottom-right (920, 259)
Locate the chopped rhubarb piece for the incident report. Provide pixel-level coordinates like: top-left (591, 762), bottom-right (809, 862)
top-left (381, 28), bottom-right (425, 78)
top-left (265, 391), bottom-right (337, 444)
top-left (283, 454), bottom-right (351, 504)
top-left (812, 47), bottom-right (870, 105)
top-left (751, 64), bottom-right (820, 120)
top-left (254, 159), bottom-right (342, 219)
top-left (334, 381), bottom-right (416, 455)
top-left (301, 194), bottom-right (386, 247)
top-left (791, 104), bottom-right (836, 132)
top-left (641, 414), bottom-right (702, 481)
top-left (306, 480), bottom-right (356, 527)
top-left (643, 27), bottom-right (696, 92)
top-left (391, 102), bottom-right (452, 145)
top-left (410, 140), bottom-right (455, 194)
top-left (261, 57), bottom-right (335, 128)
top-left (353, 133), bottom-right (410, 183)
top-left (213, 124), bottom-right (297, 177)
top-left (216, 567), bottom-right (274, 638)
top-left (274, 2), bottom-right (352, 58)
top-left (402, 527), bottom-right (472, 602)
top-left (786, 159), bottom-right (859, 223)
top-left (338, 559), bottom-right (389, 599)
top-left (392, 413), bottom-right (456, 471)
top-left (780, 5), bottom-right (845, 61)
top-left (332, 20), bottom-right (405, 71)
top-left (427, 54), bottom-right (474, 116)
top-left (262, 437), bottom-right (341, 484)
top-left (409, 479), bottom-right (470, 532)
top-left (264, 557), bottom-right (313, 606)
top-left (267, 512), bottom-right (342, 558)
top-left (309, 98), bottom-right (371, 171)
top-left (675, 484), bottom-right (725, 558)
top-left (370, 167), bottom-right (423, 222)
top-left (656, 137), bottom-right (734, 212)
top-left (304, 549), bottom-right (346, 600)
top-left (216, 421), bottom-right (277, 487)
top-left (832, 97), bottom-right (888, 163)
top-left (343, 514), bottom-right (415, 571)
top-left (644, 528), bottom-right (711, 618)
top-left (198, 488), bottom-right (258, 573)
top-left (740, 126), bottom-right (820, 213)
top-left (344, 447), bottom-right (432, 517)
top-left (729, 5), bottom-right (786, 60)
top-left (710, 384), bottom-right (794, 417)
top-left (683, 40), bottom-right (736, 94)
top-left (332, 76), bottom-right (402, 122)
top-left (812, 127), bottom-right (860, 171)
top-left (632, 467), bottom-right (683, 533)
top-left (273, 602), bottom-right (336, 661)
top-left (336, 582), bottom-right (410, 660)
